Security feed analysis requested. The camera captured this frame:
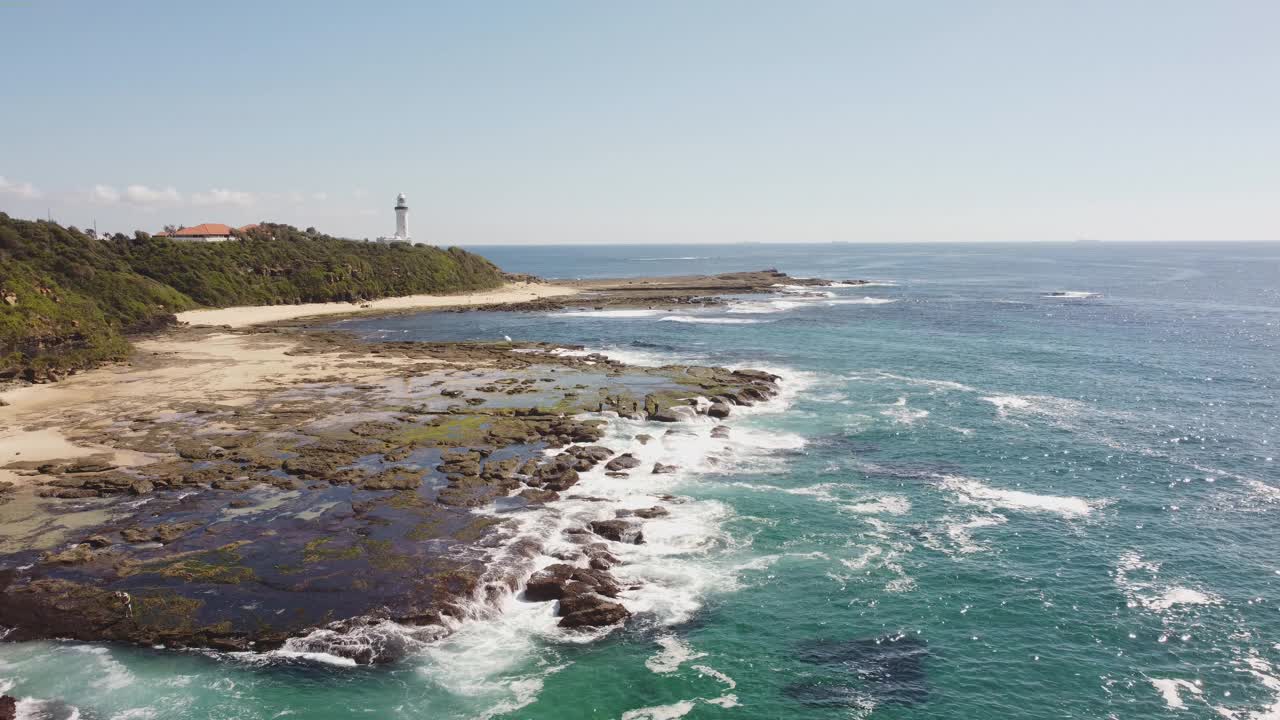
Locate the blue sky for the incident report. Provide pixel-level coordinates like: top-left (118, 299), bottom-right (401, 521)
top-left (1, 1), bottom-right (1276, 243)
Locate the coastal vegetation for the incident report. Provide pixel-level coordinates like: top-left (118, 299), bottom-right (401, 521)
top-left (0, 213), bottom-right (505, 378)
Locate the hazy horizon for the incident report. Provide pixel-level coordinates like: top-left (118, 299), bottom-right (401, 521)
top-left (2, 1), bottom-right (1277, 244)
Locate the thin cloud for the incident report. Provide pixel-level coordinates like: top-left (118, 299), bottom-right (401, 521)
top-left (124, 185), bottom-right (182, 206)
top-left (191, 188), bottom-right (255, 207)
top-left (0, 175), bottom-right (42, 199)
top-left (88, 184), bottom-right (121, 205)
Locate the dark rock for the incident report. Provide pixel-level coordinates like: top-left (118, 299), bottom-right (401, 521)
top-left (120, 521), bottom-right (198, 544)
top-left (361, 469), bottom-right (422, 490)
top-left (533, 460), bottom-right (580, 491)
top-left (43, 544), bottom-right (96, 564)
top-left (732, 369), bottom-right (782, 383)
top-left (211, 477), bottom-right (254, 491)
top-left (518, 488), bottom-right (559, 504)
top-left (128, 479), bottom-right (154, 495)
top-left (349, 421), bottom-right (397, 437)
top-left (604, 454), bottom-right (641, 471)
top-left (174, 441), bottom-right (218, 460)
top-left (707, 402), bottom-right (731, 419)
top-left (635, 434), bottom-right (653, 445)
top-left (633, 506), bottom-right (670, 519)
top-left (651, 463), bottom-right (678, 475)
top-left (558, 594), bottom-right (630, 628)
top-left (0, 695), bottom-right (15, 720)
top-left (37, 487), bottom-right (99, 499)
top-left (524, 564), bottom-right (577, 601)
top-left (588, 551), bottom-right (619, 571)
top-left (63, 461), bottom-right (118, 474)
top-left (710, 426), bottom-right (731, 439)
top-left (589, 520), bottom-right (644, 544)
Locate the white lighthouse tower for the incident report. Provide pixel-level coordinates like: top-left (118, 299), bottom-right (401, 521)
top-left (393, 192), bottom-right (410, 243)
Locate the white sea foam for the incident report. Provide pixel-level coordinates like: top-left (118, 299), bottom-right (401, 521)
top-left (692, 665), bottom-right (738, 689)
top-left (859, 371), bottom-right (977, 393)
top-left (1150, 678), bottom-right (1202, 709)
top-left (981, 393), bottom-right (1098, 429)
top-left (1042, 291), bottom-right (1101, 299)
top-left (703, 694), bottom-right (741, 708)
top-left (68, 646), bottom-right (134, 691)
top-left (657, 316), bottom-right (769, 325)
top-left (727, 481), bottom-right (842, 503)
top-left (837, 538), bottom-right (915, 592)
top-left (939, 475), bottom-right (1095, 517)
top-left (880, 396), bottom-right (929, 426)
top-left (1213, 655), bottom-right (1280, 719)
top-left (358, 364), bottom-right (817, 712)
top-left (267, 650), bottom-right (358, 667)
top-left (727, 294), bottom-right (895, 315)
top-left (557, 309), bottom-right (667, 319)
top-left (982, 394), bottom-right (1034, 414)
top-left (548, 344), bottom-right (706, 368)
top-left (621, 700), bottom-right (697, 720)
top-left (828, 297), bottom-right (896, 305)
top-left (842, 496), bottom-right (911, 515)
top-left (726, 299), bottom-right (803, 314)
top-left (773, 284), bottom-right (836, 297)
top-left (943, 514), bottom-right (1007, 555)
top-left (1115, 551), bottom-right (1222, 615)
top-left (646, 636), bottom-right (707, 674)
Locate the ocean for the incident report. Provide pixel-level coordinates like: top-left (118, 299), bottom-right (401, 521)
top-left (3, 242), bottom-right (1278, 719)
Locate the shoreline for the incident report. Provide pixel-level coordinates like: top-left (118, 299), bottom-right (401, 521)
top-left (0, 274), bottom-right (819, 664)
top-left (175, 281), bottom-right (580, 328)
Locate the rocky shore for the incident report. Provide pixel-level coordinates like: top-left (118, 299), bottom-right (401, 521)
top-left (0, 321), bottom-right (786, 663)
top-left (449, 269), bottom-right (875, 314)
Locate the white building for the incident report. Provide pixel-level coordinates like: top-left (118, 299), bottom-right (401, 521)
top-left (376, 193), bottom-right (414, 244)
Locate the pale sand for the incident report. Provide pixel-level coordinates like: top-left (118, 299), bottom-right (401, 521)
top-left (1, 283), bottom-right (573, 487)
top-left (0, 332), bottom-right (439, 487)
top-left (176, 281), bottom-right (578, 328)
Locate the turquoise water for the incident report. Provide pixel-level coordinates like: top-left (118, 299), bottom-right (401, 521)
top-left (3, 243), bottom-right (1279, 718)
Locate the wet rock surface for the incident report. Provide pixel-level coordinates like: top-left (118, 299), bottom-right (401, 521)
top-left (0, 326), bottom-right (783, 662)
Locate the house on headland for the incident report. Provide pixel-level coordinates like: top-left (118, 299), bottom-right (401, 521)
top-left (153, 223), bottom-right (258, 242)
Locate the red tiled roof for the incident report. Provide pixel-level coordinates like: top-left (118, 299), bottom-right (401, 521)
top-left (173, 223), bottom-right (234, 236)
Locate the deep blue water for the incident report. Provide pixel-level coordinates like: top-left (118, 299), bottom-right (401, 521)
top-left (2, 242), bottom-right (1277, 719)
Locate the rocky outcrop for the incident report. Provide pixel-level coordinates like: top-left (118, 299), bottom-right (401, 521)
top-left (0, 320), bottom-right (786, 662)
top-left (589, 520), bottom-right (644, 544)
top-left (521, 562), bottom-right (630, 629)
top-left (558, 594), bottom-right (630, 628)
top-left (604, 454), bottom-right (642, 472)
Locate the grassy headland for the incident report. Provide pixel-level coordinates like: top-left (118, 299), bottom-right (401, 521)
top-left (0, 214), bottom-right (505, 379)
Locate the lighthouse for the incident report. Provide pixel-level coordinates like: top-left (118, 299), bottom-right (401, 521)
top-left (393, 192), bottom-right (410, 242)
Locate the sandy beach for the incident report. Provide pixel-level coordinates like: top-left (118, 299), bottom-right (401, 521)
top-left (176, 281), bottom-right (579, 328)
top-left (0, 282), bottom-right (577, 489)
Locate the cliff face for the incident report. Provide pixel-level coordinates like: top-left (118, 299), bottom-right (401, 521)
top-left (0, 214), bottom-right (505, 379)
